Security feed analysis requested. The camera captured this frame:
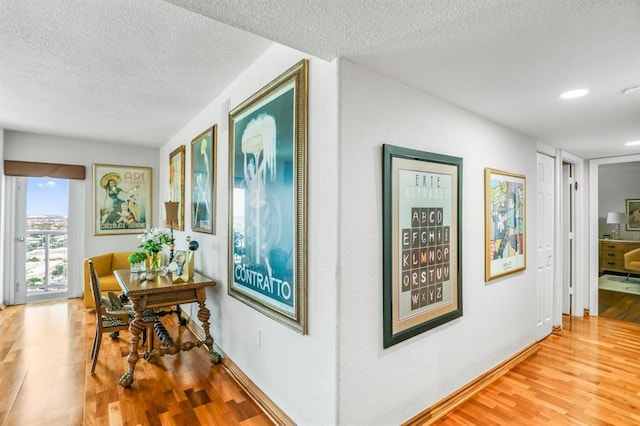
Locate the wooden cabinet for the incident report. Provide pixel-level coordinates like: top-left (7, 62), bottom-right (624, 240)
top-left (599, 240), bottom-right (640, 274)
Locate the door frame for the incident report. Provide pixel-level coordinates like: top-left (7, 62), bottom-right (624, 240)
top-left (558, 150), bottom-right (584, 320)
top-left (3, 176), bottom-right (84, 305)
top-left (588, 153), bottom-right (640, 316)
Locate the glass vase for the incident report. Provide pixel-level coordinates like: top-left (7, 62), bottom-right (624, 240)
top-left (148, 251), bottom-right (162, 272)
top-left (130, 261), bottom-right (146, 273)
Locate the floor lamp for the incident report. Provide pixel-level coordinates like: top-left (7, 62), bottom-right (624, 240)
top-left (164, 201), bottom-right (179, 263)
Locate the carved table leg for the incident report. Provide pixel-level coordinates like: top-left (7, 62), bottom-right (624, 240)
top-left (196, 298), bottom-right (221, 364)
top-left (119, 296), bottom-right (146, 388)
top-left (176, 304), bottom-right (188, 326)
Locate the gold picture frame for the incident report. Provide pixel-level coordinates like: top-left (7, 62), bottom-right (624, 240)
top-left (484, 168), bottom-right (526, 281)
top-left (228, 59), bottom-right (308, 334)
top-left (169, 145), bottom-right (185, 231)
top-left (191, 125), bottom-right (217, 234)
top-left (93, 164), bottom-right (152, 236)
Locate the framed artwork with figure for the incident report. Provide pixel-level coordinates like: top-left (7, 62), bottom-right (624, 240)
top-left (382, 144), bottom-right (463, 348)
top-left (228, 59), bottom-right (308, 334)
top-left (169, 145), bottom-right (185, 231)
top-left (191, 125), bottom-right (216, 234)
top-left (626, 199), bottom-right (640, 231)
top-left (484, 168), bottom-right (526, 281)
top-left (93, 164), bottom-right (152, 236)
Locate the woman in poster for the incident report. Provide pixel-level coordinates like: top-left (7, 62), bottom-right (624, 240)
top-left (100, 172), bottom-right (140, 226)
top-left (242, 113), bottom-right (281, 277)
top-left (194, 139), bottom-right (211, 227)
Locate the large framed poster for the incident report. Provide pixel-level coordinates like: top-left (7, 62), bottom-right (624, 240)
top-left (93, 164), bottom-right (152, 235)
top-left (382, 144), bottom-right (462, 348)
top-left (228, 59), bottom-right (308, 334)
top-left (169, 145), bottom-right (185, 231)
top-left (484, 168), bottom-right (526, 281)
top-left (191, 125), bottom-right (216, 234)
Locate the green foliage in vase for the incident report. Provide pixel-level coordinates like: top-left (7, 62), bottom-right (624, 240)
top-left (127, 251), bottom-right (148, 264)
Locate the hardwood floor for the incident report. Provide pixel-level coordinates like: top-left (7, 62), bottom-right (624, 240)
top-left (435, 314), bottom-right (640, 425)
top-left (598, 288), bottom-right (640, 324)
top-left (2, 298), bottom-right (639, 425)
top-left (0, 298), bottom-right (272, 426)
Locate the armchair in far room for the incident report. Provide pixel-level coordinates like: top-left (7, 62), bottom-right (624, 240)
top-left (623, 248), bottom-right (640, 280)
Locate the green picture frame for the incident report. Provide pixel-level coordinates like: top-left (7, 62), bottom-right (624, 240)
top-left (382, 144), bottom-right (463, 348)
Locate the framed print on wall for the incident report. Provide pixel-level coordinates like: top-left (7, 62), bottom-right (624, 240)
top-left (93, 164), bottom-right (152, 236)
top-left (228, 59), bottom-right (308, 334)
top-left (382, 144), bottom-right (463, 348)
top-left (484, 168), bottom-right (526, 281)
top-left (191, 125), bottom-right (216, 234)
top-left (626, 199), bottom-right (640, 231)
top-left (169, 145), bottom-right (185, 231)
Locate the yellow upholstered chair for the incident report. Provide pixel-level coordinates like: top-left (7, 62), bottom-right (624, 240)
top-left (83, 252), bottom-right (133, 308)
top-left (623, 248), bottom-right (640, 280)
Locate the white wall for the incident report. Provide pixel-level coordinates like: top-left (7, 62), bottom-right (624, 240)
top-left (337, 60), bottom-right (538, 425)
top-left (3, 131), bottom-right (159, 296)
top-left (160, 44), bottom-right (340, 425)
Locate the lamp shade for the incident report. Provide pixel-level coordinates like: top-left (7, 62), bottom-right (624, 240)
top-left (606, 211), bottom-right (626, 225)
top-left (164, 201), bottom-right (179, 222)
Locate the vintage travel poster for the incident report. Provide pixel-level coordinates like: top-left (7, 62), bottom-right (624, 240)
top-left (93, 164), bottom-right (151, 235)
top-left (228, 60), bottom-right (308, 334)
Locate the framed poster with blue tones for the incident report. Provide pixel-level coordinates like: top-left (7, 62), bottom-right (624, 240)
top-left (382, 145), bottom-right (463, 348)
top-left (484, 168), bottom-right (526, 281)
top-left (191, 125), bottom-right (216, 234)
top-left (228, 59), bottom-right (308, 334)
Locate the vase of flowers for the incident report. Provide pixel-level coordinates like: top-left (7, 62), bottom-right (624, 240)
top-left (138, 228), bottom-right (172, 271)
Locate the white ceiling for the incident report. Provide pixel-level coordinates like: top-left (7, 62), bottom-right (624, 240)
top-left (1, 0), bottom-right (639, 159)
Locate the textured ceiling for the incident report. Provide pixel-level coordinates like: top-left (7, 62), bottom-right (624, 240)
top-left (1, 0), bottom-right (639, 159)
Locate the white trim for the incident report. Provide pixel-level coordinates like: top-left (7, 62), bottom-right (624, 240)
top-left (560, 150), bottom-right (584, 316)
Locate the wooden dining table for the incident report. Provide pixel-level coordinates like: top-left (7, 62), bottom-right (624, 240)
top-left (114, 269), bottom-right (221, 388)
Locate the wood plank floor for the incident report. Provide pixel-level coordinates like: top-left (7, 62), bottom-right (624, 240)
top-left (598, 288), bottom-right (640, 324)
top-left (2, 297), bottom-right (639, 425)
top-left (0, 298), bottom-right (272, 426)
top-left (436, 314), bottom-right (640, 425)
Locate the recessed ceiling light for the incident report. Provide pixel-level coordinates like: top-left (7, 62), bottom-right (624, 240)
top-left (559, 89), bottom-right (589, 99)
top-left (625, 141), bottom-right (640, 146)
top-left (623, 86), bottom-right (640, 95)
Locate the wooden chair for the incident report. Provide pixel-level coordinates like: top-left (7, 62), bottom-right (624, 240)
top-left (87, 259), bottom-right (157, 374)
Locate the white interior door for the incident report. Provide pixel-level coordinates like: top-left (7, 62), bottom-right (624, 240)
top-left (536, 153), bottom-right (554, 340)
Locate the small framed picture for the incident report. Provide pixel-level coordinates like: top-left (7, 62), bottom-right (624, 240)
top-left (626, 199), bottom-right (640, 231)
top-left (484, 168), bottom-right (526, 281)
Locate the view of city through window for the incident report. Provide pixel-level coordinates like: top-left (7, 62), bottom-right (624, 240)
top-left (26, 177), bottom-right (68, 297)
